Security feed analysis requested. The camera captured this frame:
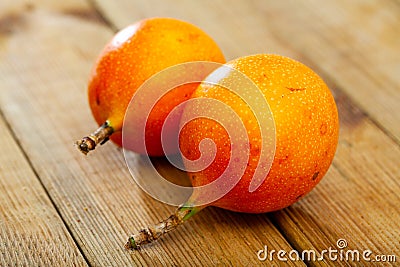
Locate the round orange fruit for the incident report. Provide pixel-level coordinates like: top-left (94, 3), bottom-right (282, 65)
top-left (78, 17), bottom-right (225, 155)
top-left (179, 54), bottom-right (339, 213)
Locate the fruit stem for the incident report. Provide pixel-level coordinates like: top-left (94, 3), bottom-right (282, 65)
top-left (125, 203), bottom-right (203, 250)
top-left (75, 121), bottom-right (114, 155)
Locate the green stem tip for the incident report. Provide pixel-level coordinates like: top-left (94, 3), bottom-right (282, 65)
top-left (75, 121), bottom-right (114, 155)
top-left (125, 204), bottom-right (201, 250)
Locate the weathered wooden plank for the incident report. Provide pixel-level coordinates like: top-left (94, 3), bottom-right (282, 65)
top-left (254, 0), bottom-right (400, 143)
top-left (94, 0), bottom-right (400, 143)
top-left (272, 89), bottom-right (400, 266)
top-left (92, 0), bottom-right (400, 266)
top-left (0, 1), bottom-right (304, 266)
top-left (0, 114), bottom-right (88, 266)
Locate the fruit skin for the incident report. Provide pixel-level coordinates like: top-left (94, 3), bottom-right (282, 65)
top-left (179, 54), bottom-right (339, 213)
top-left (87, 17), bottom-right (225, 156)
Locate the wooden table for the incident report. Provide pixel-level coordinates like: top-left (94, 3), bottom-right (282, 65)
top-left (1, 0), bottom-right (399, 266)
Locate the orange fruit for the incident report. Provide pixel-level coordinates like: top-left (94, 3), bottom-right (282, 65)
top-left (179, 54), bottom-right (339, 213)
top-left (77, 17), bottom-right (225, 155)
top-left (126, 54), bottom-right (339, 250)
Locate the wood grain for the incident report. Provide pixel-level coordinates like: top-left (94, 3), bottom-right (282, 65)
top-left (94, 0), bottom-right (400, 143)
top-left (1, 0), bottom-right (399, 266)
top-left (252, 0), bottom-right (400, 142)
top-left (0, 0), bottom-right (303, 266)
top-left (272, 90), bottom-right (400, 266)
top-left (92, 0), bottom-right (400, 266)
top-left (0, 114), bottom-right (88, 266)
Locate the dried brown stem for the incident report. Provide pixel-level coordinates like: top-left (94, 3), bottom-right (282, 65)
top-left (125, 204), bottom-right (202, 250)
top-left (75, 122), bottom-right (114, 155)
